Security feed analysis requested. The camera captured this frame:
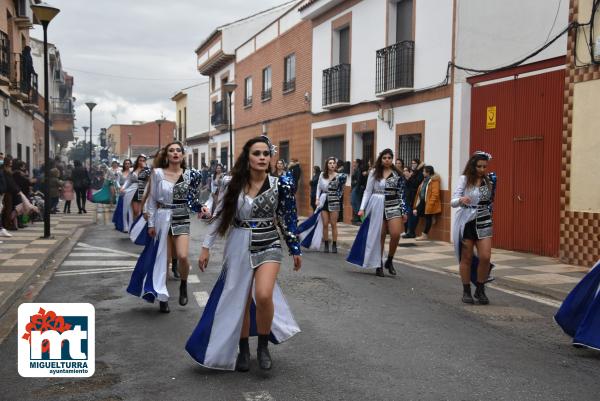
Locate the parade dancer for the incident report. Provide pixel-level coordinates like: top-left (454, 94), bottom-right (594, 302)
top-left (126, 142), bottom-right (204, 313)
top-left (297, 157), bottom-right (347, 253)
top-left (112, 159), bottom-right (132, 232)
top-left (186, 136), bottom-right (302, 372)
top-left (451, 151), bottom-right (496, 305)
top-left (347, 149), bottom-right (408, 277)
top-left (555, 260), bottom-right (600, 350)
top-left (114, 156), bottom-right (149, 233)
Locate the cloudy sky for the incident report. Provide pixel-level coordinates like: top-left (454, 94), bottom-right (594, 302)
top-left (30, 0), bottom-right (285, 142)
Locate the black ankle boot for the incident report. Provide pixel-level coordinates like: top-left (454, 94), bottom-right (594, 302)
top-left (179, 280), bottom-right (188, 306)
top-left (172, 258), bottom-right (180, 279)
top-left (323, 241), bottom-right (330, 253)
top-left (257, 334), bottom-right (272, 370)
top-left (159, 301), bottom-right (170, 313)
top-left (236, 338), bottom-right (250, 372)
top-left (384, 257), bottom-right (396, 276)
top-left (474, 282), bottom-right (489, 305)
top-left (375, 267), bottom-right (385, 277)
top-left (332, 241), bottom-right (338, 253)
top-left (462, 284), bottom-right (474, 304)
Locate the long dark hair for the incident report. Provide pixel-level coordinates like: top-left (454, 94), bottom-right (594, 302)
top-left (132, 154), bottom-right (147, 171)
top-left (155, 141), bottom-right (187, 169)
top-left (212, 164), bottom-right (223, 180)
top-left (322, 157), bottom-right (337, 179)
top-left (374, 149), bottom-right (399, 180)
top-left (462, 152), bottom-right (491, 188)
top-left (216, 136), bottom-right (272, 236)
top-left (122, 159), bottom-right (132, 172)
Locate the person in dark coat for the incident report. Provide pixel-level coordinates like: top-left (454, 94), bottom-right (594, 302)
top-left (309, 166), bottom-right (321, 212)
top-left (1, 156), bottom-right (21, 231)
top-left (71, 160), bottom-right (90, 214)
top-left (403, 158), bottom-right (425, 238)
top-left (288, 158), bottom-right (302, 194)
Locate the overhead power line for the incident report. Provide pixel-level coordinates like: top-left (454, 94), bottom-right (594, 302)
top-left (64, 67), bottom-right (202, 82)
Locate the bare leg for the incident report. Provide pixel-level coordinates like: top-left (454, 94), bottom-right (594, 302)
top-left (240, 289), bottom-right (253, 339)
top-left (459, 239), bottom-right (475, 284)
top-left (330, 211), bottom-right (339, 241)
top-left (386, 217), bottom-right (402, 259)
top-left (380, 219), bottom-right (388, 260)
top-left (173, 234), bottom-right (190, 280)
top-left (254, 262), bottom-right (280, 334)
top-left (131, 200), bottom-right (141, 220)
top-left (321, 211), bottom-right (330, 241)
top-left (474, 238), bottom-right (492, 283)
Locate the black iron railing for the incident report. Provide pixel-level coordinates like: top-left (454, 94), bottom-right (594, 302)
top-left (375, 41), bottom-right (414, 94)
top-left (261, 88), bottom-right (271, 101)
top-left (322, 63), bottom-right (350, 106)
top-left (51, 98), bottom-right (73, 114)
top-left (0, 31), bottom-right (9, 78)
top-left (283, 78), bottom-right (295, 92)
top-left (210, 100), bottom-right (228, 127)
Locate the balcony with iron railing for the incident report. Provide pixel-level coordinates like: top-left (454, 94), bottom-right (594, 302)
top-left (261, 88), bottom-right (272, 102)
top-left (375, 41), bottom-right (414, 97)
top-left (51, 99), bottom-right (74, 116)
top-left (322, 63), bottom-right (351, 109)
top-left (14, 0), bottom-right (33, 29)
top-left (283, 78), bottom-right (296, 93)
top-left (210, 100), bottom-right (229, 130)
top-left (9, 52), bottom-right (38, 106)
top-left (0, 31), bottom-right (9, 84)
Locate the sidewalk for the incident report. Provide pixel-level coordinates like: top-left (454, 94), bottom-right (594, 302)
top-left (329, 221), bottom-right (588, 302)
top-left (0, 204), bottom-right (97, 318)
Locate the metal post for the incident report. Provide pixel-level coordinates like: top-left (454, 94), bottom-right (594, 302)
top-left (42, 21), bottom-right (50, 238)
top-left (228, 91), bottom-right (233, 171)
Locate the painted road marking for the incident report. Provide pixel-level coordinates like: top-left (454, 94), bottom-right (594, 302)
top-left (187, 274), bottom-right (200, 284)
top-left (76, 242), bottom-right (140, 258)
top-left (243, 391), bottom-right (275, 401)
top-left (193, 291), bottom-right (209, 307)
top-left (62, 260), bottom-right (136, 267)
top-left (55, 267), bottom-right (134, 277)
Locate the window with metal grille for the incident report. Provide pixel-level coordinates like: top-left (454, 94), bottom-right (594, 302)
top-left (397, 133), bottom-right (421, 166)
top-left (244, 77), bottom-right (252, 107)
top-left (220, 147), bottom-right (228, 169)
top-left (262, 66), bottom-right (272, 101)
top-left (283, 54), bottom-right (296, 92)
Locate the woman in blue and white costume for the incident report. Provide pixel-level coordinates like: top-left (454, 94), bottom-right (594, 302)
top-left (347, 149), bottom-right (408, 277)
top-left (451, 151), bottom-right (496, 305)
top-left (126, 141), bottom-right (204, 313)
top-left (297, 157), bottom-right (347, 253)
top-left (128, 157), bottom-right (153, 245)
top-left (115, 155), bottom-right (149, 233)
top-left (555, 260), bottom-right (600, 350)
top-left (112, 159), bottom-right (132, 232)
top-left (187, 136), bottom-right (302, 372)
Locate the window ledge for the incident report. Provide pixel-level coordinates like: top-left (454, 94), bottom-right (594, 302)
top-left (282, 88), bottom-right (295, 95)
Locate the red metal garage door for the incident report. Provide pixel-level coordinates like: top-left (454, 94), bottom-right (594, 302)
top-left (470, 64), bottom-right (563, 257)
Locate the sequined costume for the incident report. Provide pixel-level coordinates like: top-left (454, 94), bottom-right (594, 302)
top-left (186, 172), bottom-right (302, 370)
top-left (126, 168), bottom-right (203, 303)
top-left (297, 172), bottom-right (347, 250)
top-left (451, 173), bottom-right (497, 284)
top-left (347, 170), bottom-right (409, 269)
top-left (555, 260), bottom-right (600, 350)
top-left (112, 169), bottom-right (143, 233)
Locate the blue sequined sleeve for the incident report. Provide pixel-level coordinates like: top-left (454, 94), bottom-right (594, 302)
top-left (186, 169), bottom-right (204, 213)
top-left (276, 172), bottom-right (302, 256)
top-left (337, 173), bottom-right (348, 198)
top-left (397, 175), bottom-right (409, 215)
top-left (488, 172), bottom-right (497, 214)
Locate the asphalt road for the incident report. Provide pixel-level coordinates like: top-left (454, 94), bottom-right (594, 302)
top-left (0, 221), bottom-right (598, 401)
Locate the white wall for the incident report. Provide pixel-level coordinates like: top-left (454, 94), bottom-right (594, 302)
top-left (311, 0), bottom-right (453, 112)
top-left (186, 83), bottom-right (210, 137)
top-left (454, 0), bottom-right (569, 83)
top-left (1, 103), bottom-right (35, 166)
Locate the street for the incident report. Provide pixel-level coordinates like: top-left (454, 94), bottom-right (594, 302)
top-left (0, 220), bottom-right (598, 401)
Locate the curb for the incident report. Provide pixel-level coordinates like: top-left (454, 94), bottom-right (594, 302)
top-left (0, 221), bottom-right (94, 321)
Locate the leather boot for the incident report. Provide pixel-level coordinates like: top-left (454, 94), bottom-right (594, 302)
top-left (323, 241), bottom-right (330, 253)
top-left (462, 284), bottom-right (474, 304)
top-left (179, 280), bottom-right (188, 306)
top-left (257, 334), bottom-right (272, 370)
top-left (332, 241), bottom-right (338, 253)
top-left (172, 258), bottom-right (180, 279)
top-left (384, 257), bottom-right (396, 276)
top-left (159, 301), bottom-right (170, 313)
top-left (375, 267), bottom-right (385, 277)
top-left (235, 338), bottom-right (250, 372)
top-left (474, 282), bottom-right (489, 305)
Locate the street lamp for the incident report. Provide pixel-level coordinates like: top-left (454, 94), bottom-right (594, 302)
top-left (85, 102), bottom-right (97, 168)
top-left (223, 82), bottom-right (237, 171)
top-left (155, 116), bottom-right (166, 150)
top-left (82, 126), bottom-right (89, 165)
top-left (31, 1), bottom-right (60, 239)
top-left (128, 132), bottom-right (132, 159)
